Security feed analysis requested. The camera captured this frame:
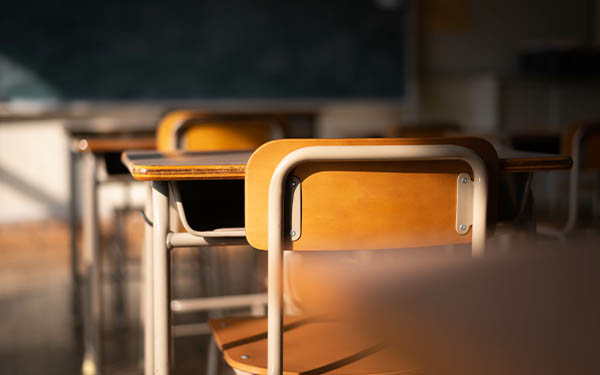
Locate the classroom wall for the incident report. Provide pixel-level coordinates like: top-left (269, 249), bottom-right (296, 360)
top-left (421, 0), bottom-right (590, 77)
top-left (0, 120), bottom-right (146, 223)
top-left (418, 0), bottom-right (600, 132)
top-left (0, 120), bottom-right (69, 222)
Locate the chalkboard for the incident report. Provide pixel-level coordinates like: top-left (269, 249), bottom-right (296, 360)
top-left (0, 0), bottom-right (408, 100)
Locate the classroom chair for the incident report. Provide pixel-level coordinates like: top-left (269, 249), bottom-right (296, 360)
top-left (209, 137), bottom-right (499, 375)
top-left (156, 109), bottom-right (290, 152)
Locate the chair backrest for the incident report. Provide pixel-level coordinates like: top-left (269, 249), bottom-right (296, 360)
top-left (156, 109), bottom-right (287, 152)
top-left (245, 137), bottom-right (499, 251)
top-left (562, 122), bottom-right (600, 171)
top-left (155, 110), bottom-right (287, 234)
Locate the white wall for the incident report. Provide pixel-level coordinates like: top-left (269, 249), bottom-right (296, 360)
top-left (0, 120), bottom-right (69, 222)
top-left (0, 119), bottom-right (146, 223)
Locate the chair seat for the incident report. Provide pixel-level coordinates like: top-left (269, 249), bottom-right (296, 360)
top-left (209, 316), bottom-right (421, 375)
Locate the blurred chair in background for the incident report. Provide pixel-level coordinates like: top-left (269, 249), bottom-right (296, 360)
top-left (65, 119), bottom-right (156, 375)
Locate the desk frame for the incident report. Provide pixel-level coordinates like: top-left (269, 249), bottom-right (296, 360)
top-left (68, 133), bottom-right (155, 375)
top-left (145, 181), bottom-right (266, 375)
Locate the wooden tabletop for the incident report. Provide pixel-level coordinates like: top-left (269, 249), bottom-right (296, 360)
top-left (122, 150), bottom-right (251, 180)
top-left (65, 119), bottom-right (156, 153)
top-left (122, 148), bottom-right (571, 181)
top-left (73, 136), bottom-right (156, 153)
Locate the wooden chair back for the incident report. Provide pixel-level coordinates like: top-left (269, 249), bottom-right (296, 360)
top-left (156, 109), bottom-right (287, 152)
top-left (245, 137), bottom-right (500, 251)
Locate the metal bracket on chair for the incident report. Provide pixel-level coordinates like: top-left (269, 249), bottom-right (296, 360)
top-left (287, 176), bottom-right (301, 241)
top-left (456, 173), bottom-right (473, 235)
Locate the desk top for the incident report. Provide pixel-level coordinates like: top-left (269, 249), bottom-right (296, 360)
top-left (123, 147), bottom-right (571, 181)
top-left (65, 118), bottom-right (156, 153)
top-left (122, 150), bottom-right (251, 180)
top-left (73, 136), bottom-right (156, 153)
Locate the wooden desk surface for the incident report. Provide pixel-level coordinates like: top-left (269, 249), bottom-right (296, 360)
top-left (73, 136), bottom-right (156, 153)
top-left (123, 148), bottom-right (571, 181)
top-left (122, 150), bottom-right (251, 180)
top-left (65, 119), bottom-right (156, 153)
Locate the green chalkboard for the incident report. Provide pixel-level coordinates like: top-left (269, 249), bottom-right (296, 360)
top-left (0, 0), bottom-right (408, 100)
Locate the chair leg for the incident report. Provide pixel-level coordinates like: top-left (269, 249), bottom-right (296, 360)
top-left (206, 336), bottom-right (220, 375)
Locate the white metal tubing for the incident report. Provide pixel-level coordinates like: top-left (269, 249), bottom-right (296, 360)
top-left (152, 181), bottom-right (170, 375)
top-left (166, 232), bottom-right (248, 249)
top-left (171, 293), bottom-right (267, 312)
top-left (266, 144), bottom-right (489, 375)
top-left (143, 183), bottom-right (154, 374)
top-left (81, 152), bottom-right (102, 375)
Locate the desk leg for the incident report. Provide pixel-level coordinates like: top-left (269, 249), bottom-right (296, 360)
top-left (143, 183), bottom-right (154, 375)
top-left (81, 153), bottom-right (103, 375)
top-left (152, 181), bottom-right (170, 375)
top-left (69, 149), bottom-right (81, 321)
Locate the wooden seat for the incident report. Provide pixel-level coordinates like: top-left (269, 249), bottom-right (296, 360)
top-left (209, 316), bottom-right (421, 375)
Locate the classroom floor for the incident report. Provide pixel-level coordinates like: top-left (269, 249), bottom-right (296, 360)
top-left (0, 216), bottom-right (598, 375)
top-left (0, 216), bottom-right (256, 375)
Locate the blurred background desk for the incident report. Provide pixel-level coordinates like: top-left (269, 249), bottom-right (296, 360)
top-left (65, 119), bottom-right (156, 375)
